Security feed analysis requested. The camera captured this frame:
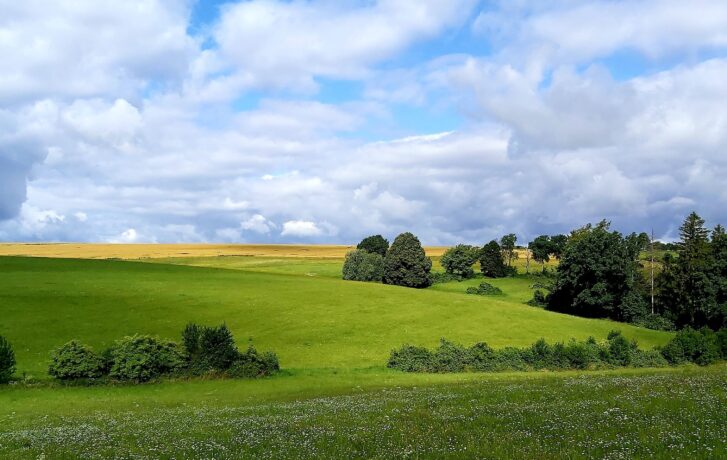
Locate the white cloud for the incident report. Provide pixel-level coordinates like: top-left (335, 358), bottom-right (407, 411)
top-left (281, 220), bottom-right (323, 237)
top-left (241, 214), bottom-right (275, 234)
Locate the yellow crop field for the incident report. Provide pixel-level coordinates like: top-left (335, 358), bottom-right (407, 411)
top-left (0, 243), bottom-right (450, 260)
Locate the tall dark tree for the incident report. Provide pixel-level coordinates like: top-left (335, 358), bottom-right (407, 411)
top-left (383, 232), bottom-right (432, 288)
top-left (500, 234), bottom-right (517, 267)
top-left (529, 235), bottom-right (552, 273)
top-left (440, 244), bottom-right (479, 278)
top-left (0, 335), bottom-right (15, 384)
top-left (712, 225), bottom-right (727, 319)
top-left (480, 240), bottom-right (507, 278)
top-left (658, 212), bottom-right (719, 328)
top-left (548, 221), bottom-right (647, 321)
top-left (357, 235), bottom-right (389, 256)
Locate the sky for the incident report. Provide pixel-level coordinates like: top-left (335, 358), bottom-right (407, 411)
top-left (1, 0), bottom-right (727, 245)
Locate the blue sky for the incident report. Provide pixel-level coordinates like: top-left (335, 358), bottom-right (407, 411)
top-left (1, 0), bottom-right (727, 244)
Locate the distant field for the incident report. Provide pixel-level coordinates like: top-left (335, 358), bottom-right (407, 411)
top-left (0, 243), bottom-right (449, 259)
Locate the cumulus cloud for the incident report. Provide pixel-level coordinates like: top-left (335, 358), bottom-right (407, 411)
top-left (1, 0), bottom-right (727, 245)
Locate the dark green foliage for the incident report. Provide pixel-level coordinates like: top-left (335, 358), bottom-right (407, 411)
top-left (430, 272), bottom-right (465, 284)
top-left (717, 328), bottom-right (727, 359)
top-left (198, 324), bottom-right (239, 372)
top-left (182, 323), bottom-right (201, 356)
top-left (388, 332), bottom-right (682, 374)
top-left (479, 240), bottom-right (508, 278)
top-left (550, 234), bottom-right (568, 259)
top-left (500, 234), bottom-right (517, 267)
top-left (0, 335), bottom-right (16, 384)
top-left (342, 249), bottom-right (384, 282)
top-left (527, 290), bottom-right (548, 307)
top-left (356, 235), bottom-right (389, 257)
top-left (227, 346), bottom-right (280, 378)
top-left (632, 314), bottom-right (675, 331)
top-left (657, 212), bottom-right (725, 329)
top-left (548, 221), bottom-right (645, 322)
top-left (660, 327), bottom-right (721, 366)
top-left (383, 232), bottom-right (432, 288)
top-left (109, 335), bottom-right (185, 382)
top-left (386, 344), bottom-right (433, 372)
top-left (465, 282), bottom-right (503, 296)
top-left (48, 340), bottom-right (105, 381)
top-left (529, 235), bottom-right (552, 272)
top-left (440, 244), bottom-right (479, 278)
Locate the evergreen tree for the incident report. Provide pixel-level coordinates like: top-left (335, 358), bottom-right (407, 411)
top-left (0, 335), bottom-right (16, 384)
top-left (383, 232), bottom-right (432, 288)
top-left (480, 240), bottom-right (507, 278)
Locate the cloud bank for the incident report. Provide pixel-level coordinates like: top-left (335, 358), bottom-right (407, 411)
top-left (1, 0), bottom-right (726, 244)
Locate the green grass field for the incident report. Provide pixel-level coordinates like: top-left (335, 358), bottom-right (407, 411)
top-left (0, 252), bottom-right (721, 458)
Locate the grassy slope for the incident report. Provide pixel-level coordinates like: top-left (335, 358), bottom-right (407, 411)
top-left (0, 256), bottom-right (670, 378)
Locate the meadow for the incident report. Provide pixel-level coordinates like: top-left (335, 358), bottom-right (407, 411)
top-left (0, 244), bottom-right (720, 458)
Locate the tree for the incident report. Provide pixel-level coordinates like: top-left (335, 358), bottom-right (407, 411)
top-left (500, 234), bottom-right (517, 267)
top-left (440, 244), bottom-right (479, 278)
top-left (342, 249), bottom-right (385, 282)
top-left (529, 235), bottom-right (552, 273)
top-left (657, 212), bottom-right (719, 328)
top-left (548, 221), bottom-right (647, 321)
top-left (356, 235), bottom-right (389, 256)
top-left (550, 234), bottom-right (568, 260)
top-left (0, 335), bottom-right (15, 384)
top-left (712, 225), bottom-right (727, 327)
top-left (383, 232), bottom-right (432, 288)
top-left (480, 240), bottom-right (507, 278)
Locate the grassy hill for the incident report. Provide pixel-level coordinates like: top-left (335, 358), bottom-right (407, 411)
top-left (1, 256), bottom-right (670, 378)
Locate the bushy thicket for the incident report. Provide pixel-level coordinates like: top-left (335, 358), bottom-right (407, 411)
top-left (0, 335), bottom-right (16, 384)
top-left (342, 249), bottom-right (385, 282)
top-left (48, 340), bottom-right (105, 381)
top-left (660, 327), bottom-right (726, 365)
top-left (465, 282), bottom-right (503, 296)
top-left (387, 331), bottom-right (683, 374)
top-left (47, 323), bottom-right (280, 384)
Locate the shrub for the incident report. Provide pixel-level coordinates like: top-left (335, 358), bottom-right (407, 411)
top-left (228, 346), bottom-right (280, 378)
top-left (479, 240), bottom-right (508, 278)
top-left (491, 347), bottom-right (529, 371)
top-left (431, 339), bottom-right (470, 373)
top-left (562, 339), bottom-right (601, 370)
top-left (383, 232), bottom-right (432, 288)
top-left (342, 249), bottom-right (385, 282)
top-left (110, 335), bottom-right (185, 382)
top-left (717, 328), bottom-right (727, 359)
top-left (631, 349), bottom-right (669, 368)
top-left (387, 345), bottom-right (432, 372)
top-left (527, 290), bottom-right (548, 307)
top-left (605, 330), bottom-right (637, 366)
top-left (198, 324), bottom-right (239, 372)
top-left (468, 342), bottom-right (497, 371)
top-left (430, 272), bottom-right (464, 284)
top-left (48, 340), bottom-right (105, 381)
top-left (356, 235), bottom-right (389, 256)
top-left (0, 335), bottom-right (16, 384)
top-left (182, 322), bottom-right (202, 356)
top-left (660, 327), bottom-right (720, 366)
top-left (465, 282), bottom-right (503, 296)
top-left (440, 245), bottom-right (479, 279)
top-left (632, 314), bottom-right (675, 331)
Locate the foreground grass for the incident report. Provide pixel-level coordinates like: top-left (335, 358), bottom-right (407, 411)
top-left (1, 366), bottom-right (724, 459)
top-left (0, 257), bottom-right (671, 377)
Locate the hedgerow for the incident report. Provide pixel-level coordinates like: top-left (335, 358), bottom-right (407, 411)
top-left (387, 330), bottom-right (725, 374)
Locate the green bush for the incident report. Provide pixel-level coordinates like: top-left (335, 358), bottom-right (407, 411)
top-left (356, 234), bottom-right (389, 256)
top-left (717, 328), bottom-right (727, 359)
top-left (342, 249), bottom-right (385, 282)
top-left (527, 290), bottom-right (548, 307)
top-left (632, 314), bottom-right (675, 331)
top-left (0, 335), bottom-right (16, 384)
top-left (468, 342), bottom-right (497, 371)
top-left (465, 282), bottom-right (503, 296)
top-left (431, 339), bottom-right (470, 373)
top-left (430, 272), bottom-right (464, 284)
top-left (605, 330), bottom-right (637, 366)
top-left (440, 245), bottom-right (479, 279)
top-left (660, 327), bottom-right (721, 366)
top-left (110, 335), bottom-right (185, 382)
top-left (227, 346), bottom-right (280, 378)
top-left (631, 349), bottom-right (669, 368)
top-left (562, 339), bottom-right (602, 370)
top-left (48, 340), bottom-right (105, 381)
top-left (491, 347), bottom-right (529, 371)
top-left (383, 232), bottom-right (432, 288)
top-left (387, 345), bottom-right (433, 372)
top-left (198, 324), bottom-right (239, 372)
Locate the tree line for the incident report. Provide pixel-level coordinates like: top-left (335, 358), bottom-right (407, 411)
top-left (346, 211), bottom-right (726, 332)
